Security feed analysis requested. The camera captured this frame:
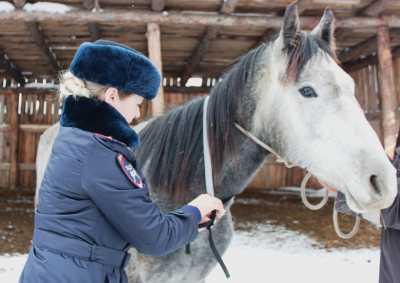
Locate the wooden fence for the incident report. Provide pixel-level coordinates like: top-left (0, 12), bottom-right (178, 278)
top-left (0, 59), bottom-right (399, 192)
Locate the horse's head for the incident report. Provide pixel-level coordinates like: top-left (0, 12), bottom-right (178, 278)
top-left (253, 3), bottom-right (397, 213)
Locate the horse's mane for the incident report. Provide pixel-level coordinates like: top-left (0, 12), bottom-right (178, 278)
top-left (135, 32), bottom-right (335, 202)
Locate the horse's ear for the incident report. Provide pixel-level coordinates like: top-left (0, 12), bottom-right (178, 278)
top-left (279, 2), bottom-right (300, 49)
top-left (311, 8), bottom-right (336, 50)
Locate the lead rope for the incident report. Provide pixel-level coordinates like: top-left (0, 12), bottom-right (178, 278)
top-left (202, 95), bottom-right (231, 279)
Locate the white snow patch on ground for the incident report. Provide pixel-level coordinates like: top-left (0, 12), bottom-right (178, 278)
top-left (0, 224), bottom-right (380, 283)
top-left (0, 2), bottom-right (15, 12)
top-left (207, 223), bottom-right (380, 283)
top-left (23, 2), bottom-right (73, 13)
top-left (0, 254), bottom-right (27, 283)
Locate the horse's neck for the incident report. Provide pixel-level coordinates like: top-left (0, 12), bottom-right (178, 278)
top-left (217, 125), bottom-right (269, 199)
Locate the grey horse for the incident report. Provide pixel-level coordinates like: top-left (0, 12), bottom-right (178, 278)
top-left (35, 3), bottom-right (397, 283)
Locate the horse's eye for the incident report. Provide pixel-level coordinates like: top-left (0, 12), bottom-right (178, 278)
top-left (299, 86), bottom-right (318, 98)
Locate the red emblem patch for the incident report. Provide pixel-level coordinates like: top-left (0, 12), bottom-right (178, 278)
top-left (117, 154), bottom-right (144, 189)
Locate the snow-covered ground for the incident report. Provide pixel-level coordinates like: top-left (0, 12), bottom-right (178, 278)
top-left (0, 223), bottom-right (379, 283)
top-left (207, 223), bottom-right (379, 283)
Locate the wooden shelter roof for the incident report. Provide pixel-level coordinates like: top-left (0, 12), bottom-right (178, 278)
top-left (0, 0), bottom-right (400, 87)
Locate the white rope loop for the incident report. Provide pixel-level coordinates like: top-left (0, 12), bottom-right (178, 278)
top-left (333, 204), bottom-right (361, 239)
top-left (233, 112), bottom-right (360, 239)
top-left (300, 172), bottom-right (329, 211)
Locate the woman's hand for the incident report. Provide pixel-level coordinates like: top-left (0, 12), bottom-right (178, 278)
top-left (188, 194), bottom-right (225, 224)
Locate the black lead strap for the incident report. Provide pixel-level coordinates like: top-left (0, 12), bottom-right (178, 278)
top-left (186, 198), bottom-right (233, 280)
top-left (205, 210), bottom-right (231, 279)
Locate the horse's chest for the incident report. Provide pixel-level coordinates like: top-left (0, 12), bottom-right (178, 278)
top-left (133, 212), bottom-right (234, 283)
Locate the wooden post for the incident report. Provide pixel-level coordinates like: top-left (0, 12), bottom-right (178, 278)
top-left (146, 22), bottom-right (164, 116)
top-left (377, 23), bottom-right (399, 158)
top-left (7, 90), bottom-right (19, 190)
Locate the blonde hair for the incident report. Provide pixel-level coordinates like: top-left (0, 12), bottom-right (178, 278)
top-left (58, 70), bottom-right (130, 103)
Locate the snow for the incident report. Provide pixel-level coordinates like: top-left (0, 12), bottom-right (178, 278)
top-left (23, 82), bottom-right (58, 89)
top-left (0, 2), bottom-right (15, 12)
top-left (1, 223), bottom-right (380, 283)
top-left (0, 254), bottom-right (27, 282)
top-left (207, 223), bottom-right (380, 283)
top-left (23, 2), bottom-right (73, 14)
top-left (271, 186), bottom-right (338, 197)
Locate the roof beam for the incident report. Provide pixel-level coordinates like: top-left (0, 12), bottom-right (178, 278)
top-left (359, 0), bottom-right (392, 17)
top-left (151, 0), bottom-right (165, 12)
top-left (82, 0), bottom-right (101, 11)
top-left (27, 21), bottom-right (58, 74)
top-left (179, 0), bottom-right (242, 85)
top-left (0, 11), bottom-right (399, 29)
top-left (343, 45), bottom-right (400, 72)
top-left (220, 0), bottom-right (240, 14)
top-left (338, 36), bottom-right (377, 63)
top-left (88, 22), bottom-right (100, 41)
top-left (13, 0), bottom-right (26, 9)
top-left (0, 49), bottom-right (25, 86)
top-left (82, 0), bottom-right (94, 9)
top-left (82, 1), bottom-right (101, 41)
top-left (180, 27), bottom-right (219, 85)
top-left (377, 23), bottom-right (398, 157)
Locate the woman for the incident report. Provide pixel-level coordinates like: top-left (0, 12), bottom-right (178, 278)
top-left (379, 138), bottom-right (400, 283)
top-left (19, 39), bottom-right (225, 283)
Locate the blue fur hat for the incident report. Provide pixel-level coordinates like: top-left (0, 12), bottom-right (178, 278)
top-left (69, 39), bottom-right (161, 100)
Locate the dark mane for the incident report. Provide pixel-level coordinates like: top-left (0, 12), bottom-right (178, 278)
top-left (136, 45), bottom-right (266, 202)
top-left (135, 32), bottom-right (336, 202)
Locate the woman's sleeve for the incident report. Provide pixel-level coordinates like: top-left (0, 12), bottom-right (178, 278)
top-left (381, 193), bottom-right (400, 230)
top-left (81, 143), bottom-right (201, 256)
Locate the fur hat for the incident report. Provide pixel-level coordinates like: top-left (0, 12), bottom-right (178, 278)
top-left (69, 39), bottom-right (161, 100)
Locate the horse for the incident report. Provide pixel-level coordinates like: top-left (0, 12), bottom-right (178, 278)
top-left (35, 3), bottom-right (397, 283)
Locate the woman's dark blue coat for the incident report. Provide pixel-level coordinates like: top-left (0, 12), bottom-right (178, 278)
top-left (19, 95), bottom-right (201, 283)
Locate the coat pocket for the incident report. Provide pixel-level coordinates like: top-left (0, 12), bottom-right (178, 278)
top-left (31, 246), bottom-right (47, 263)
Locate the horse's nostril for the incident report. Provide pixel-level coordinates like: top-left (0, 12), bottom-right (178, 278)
top-left (370, 175), bottom-right (382, 196)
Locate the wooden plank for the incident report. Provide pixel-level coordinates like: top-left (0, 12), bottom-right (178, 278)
top-left (13, 0), bottom-right (26, 9)
top-left (19, 124), bottom-right (51, 132)
top-left (82, 0), bottom-right (95, 10)
top-left (27, 21), bottom-right (59, 74)
top-left (0, 162), bottom-right (36, 171)
top-left (152, 0), bottom-right (165, 12)
top-left (360, 0), bottom-right (392, 17)
top-left (0, 87), bottom-right (57, 94)
top-left (377, 24), bottom-right (398, 158)
top-left (220, 0), bottom-right (240, 14)
top-left (339, 36), bottom-right (377, 63)
top-left (178, 0), bottom-right (244, 85)
top-left (82, 1), bottom-right (101, 41)
top-left (0, 49), bottom-right (25, 86)
top-left (6, 91), bottom-right (19, 189)
top-left (88, 22), bottom-right (100, 41)
top-left (147, 23), bottom-right (164, 116)
top-left (0, 10), bottom-right (398, 29)
top-left (180, 27), bottom-right (219, 86)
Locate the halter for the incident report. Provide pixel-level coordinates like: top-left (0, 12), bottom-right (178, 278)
top-left (202, 95), bottom-right (360, 245)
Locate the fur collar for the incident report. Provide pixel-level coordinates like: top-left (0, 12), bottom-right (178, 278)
top-left (60, 95), bottom-right (140, 148)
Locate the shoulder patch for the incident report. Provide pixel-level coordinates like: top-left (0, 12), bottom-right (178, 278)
top-left (117, 153), bottom-right (144, 189)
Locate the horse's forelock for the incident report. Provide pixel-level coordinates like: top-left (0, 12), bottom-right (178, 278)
top-left (285, 32), bottom-right (338, 81)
